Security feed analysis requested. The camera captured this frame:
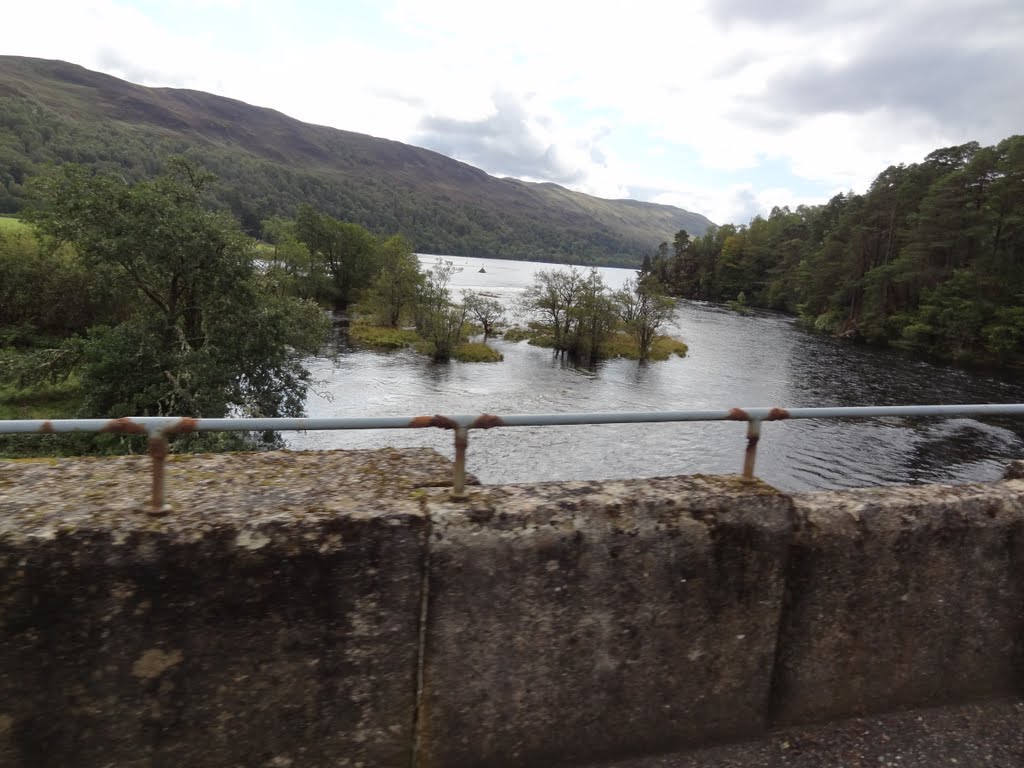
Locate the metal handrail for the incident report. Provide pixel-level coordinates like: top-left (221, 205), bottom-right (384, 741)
top-left (3, 404), bottom-right (1024, 512)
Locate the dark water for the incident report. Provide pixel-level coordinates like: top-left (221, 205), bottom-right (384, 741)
top-left (288, 255), bottom-right (1024, 491)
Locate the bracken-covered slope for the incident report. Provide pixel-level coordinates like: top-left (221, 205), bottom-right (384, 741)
top-left (0, 56), bottom-right (714, 266)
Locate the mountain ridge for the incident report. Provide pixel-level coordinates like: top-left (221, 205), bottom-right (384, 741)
top-left (0, 55), bottom-right (714, 266)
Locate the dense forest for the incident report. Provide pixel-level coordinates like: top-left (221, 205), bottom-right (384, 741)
top-left (642, 137), bottom-right (1024, 367)
top-left (0, 56), bottom-right (712, 266)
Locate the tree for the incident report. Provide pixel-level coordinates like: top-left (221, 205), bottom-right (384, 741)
top-left (261, 215), bottom-right (328, 299)
top-left (0, 228), bottom-right (127, 345)
top-left (294, 205), bottom-right (379, 308)
top-left (414, 260), bottom-right (466, 362)
top-left (614, 277), bottom-right (677, 362)
top-left (566, 268), bottom-right (616, 364)
top-left (26, 160), bottom-right (329, 421)
top-left (369, 235), bottom-right (423, 327)
top-left (520, 266), bottom-right (620, 363)
top-left (520, 267), bottom-right (585, 350)
top-left (463, 291), bottom-right (506, 337)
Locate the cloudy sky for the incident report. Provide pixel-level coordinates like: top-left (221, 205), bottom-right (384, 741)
top-left (7, 0), bottom-right (1023, 224)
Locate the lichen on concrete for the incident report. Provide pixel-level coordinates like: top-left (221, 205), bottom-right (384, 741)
top-left (0, 448), bottom-right (467, 544)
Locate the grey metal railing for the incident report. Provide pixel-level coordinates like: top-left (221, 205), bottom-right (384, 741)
top-left (3, 404), bottom-right (1024, 513)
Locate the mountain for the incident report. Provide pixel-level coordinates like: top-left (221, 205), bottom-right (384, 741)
top-left (0, 56), bottom-right (714, 267)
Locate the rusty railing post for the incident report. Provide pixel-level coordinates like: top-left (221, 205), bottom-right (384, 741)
top-left (148, 432), bottom-right (170, 514)
top-left (742, 419), bottom-right (761, 481)
top-left (451, 426), bottom-right (469, 500)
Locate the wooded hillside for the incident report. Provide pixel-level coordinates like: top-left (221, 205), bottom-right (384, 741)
top-left (644, 137), bottom-right (1024, 366)
top-left (0, 56), bottom-right (712, 266)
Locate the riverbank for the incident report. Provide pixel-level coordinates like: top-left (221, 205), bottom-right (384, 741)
top-left (710, 297), bottom-right (1024, 374)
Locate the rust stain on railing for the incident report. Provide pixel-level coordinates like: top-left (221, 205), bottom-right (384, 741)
top-left (148, 435), bottom-right (170, 516)
top-left (406, 414), bottom-right (479, 498)
top-left (164, 417), bottom-right (200, 435)
top-left (409, 415), bottom-right (460, 430)
top-left (470, 413), bottom-right (505, 429)
top-left (451, 426), bottom-right (469, 500)
top-left (742, 420), bottom-right (762, 481)
top-left (99, 417), bottom-right (149, 435)
top-left (727, 407), bottom-right (785, 479)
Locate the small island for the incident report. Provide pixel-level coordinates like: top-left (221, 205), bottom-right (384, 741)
top-left (345, 259), bottom-right (505, 363)
top-left (347, 262), bottom-right (686, 366)
top-left (502, 325), bottom-right (686, 361)
top-left (506, 267), bottom-right (685, 365)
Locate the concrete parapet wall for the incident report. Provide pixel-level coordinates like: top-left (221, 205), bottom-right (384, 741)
top-left (772, 483), bottom-right (1024, 725)
top-left (0, 450), bottom-right (441, 768)
top-left (417, 477), bottom-right (792, 767)
top-left (0, 450), bottom-right (1022, 767)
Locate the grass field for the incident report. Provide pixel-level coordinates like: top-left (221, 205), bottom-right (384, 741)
top-left (0, 380), bottom-right (82, 420)
top-left (0, 215), bottom-right (30, 234)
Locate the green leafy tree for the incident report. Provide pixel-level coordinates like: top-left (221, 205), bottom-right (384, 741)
top-left (614, 277), bottom-right (677, 362)
top-left (25, 160), bottom-right (329, 420)
top-left (566, 269), bottom-right (617, 365)
top-left (650, 135), bottom-right (1024, 367)
top-left (295, 205), bottom-right (379, 308)
top-left (369, 234), bottom-right (423, 327)
top-left (0, 228), bottom-right (128, 346)
top-left (261, 215), bottom-right (329, 299)
top-left (414, 260), bottom-right (466, 362)
top-left (463, 291), bottom-right (506, 338)
top-left (520, 267), bottom-right (585, 351)
top-left (520, 266), bottom-right (620, 363)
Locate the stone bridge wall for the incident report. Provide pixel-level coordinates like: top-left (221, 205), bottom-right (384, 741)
top-left (1, 451), bottom-right (1022, 768)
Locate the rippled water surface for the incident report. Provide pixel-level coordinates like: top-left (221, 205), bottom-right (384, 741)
top-left (289, 255), bottom-right (1024, 490)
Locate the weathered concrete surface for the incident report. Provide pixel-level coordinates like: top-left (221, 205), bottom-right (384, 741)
top-left (3, 451), bottom-right (1024, 768)
top-left (416, 476), bottom-right (795, 768)
top-left (771, 480), bottom-right (1024, 726)
top-left (0, 449), bottom-right (453, 768)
